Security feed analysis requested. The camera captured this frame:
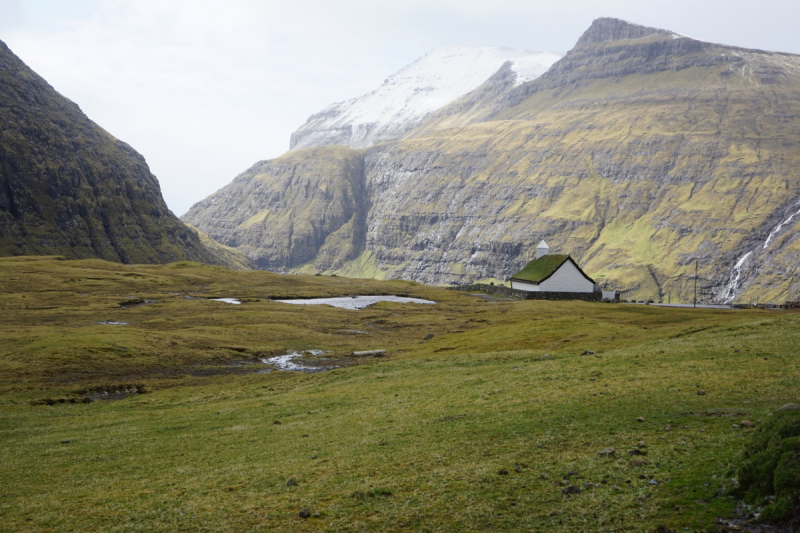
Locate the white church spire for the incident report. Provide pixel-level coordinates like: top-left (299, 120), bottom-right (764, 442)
top-left (536, 240), bottom-right (550, 259)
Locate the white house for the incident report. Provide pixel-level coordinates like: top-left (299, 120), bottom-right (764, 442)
top-left (509, 241), bottom-right (595, 293)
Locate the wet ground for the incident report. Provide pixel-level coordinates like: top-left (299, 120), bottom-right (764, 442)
top-left (260, 349), bottom-right (384, 373)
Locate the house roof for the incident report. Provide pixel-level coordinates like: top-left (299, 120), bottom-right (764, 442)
top-left (509, 254), bottom-right (595, 284)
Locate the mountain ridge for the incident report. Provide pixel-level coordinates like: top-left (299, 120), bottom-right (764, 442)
top-left (0, 39), bottom-right (252, 269)
top-left (185, 18), bottom-right (800, 303)
top-left (289, 45), bottom-right (561, 151)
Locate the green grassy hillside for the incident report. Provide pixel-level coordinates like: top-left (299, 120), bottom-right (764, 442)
top-left (1, 256), bottom-right (798, 531)
top-left (0, 39), bottom-right (240, 269)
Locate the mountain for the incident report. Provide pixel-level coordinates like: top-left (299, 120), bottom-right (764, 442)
top-left (184, 18), bottom-right (800, 304)
top-left (0, 39), bottom-right (252, 269)
top-left (183, 146), bottom-right (366, 271)
top-left (289, 46), bottom-right (561, 150)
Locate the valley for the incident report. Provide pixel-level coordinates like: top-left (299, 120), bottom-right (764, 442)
top-left (1, 256), bottom-right (798, 531)
top-left (2, 13), bottom-right (800, 532)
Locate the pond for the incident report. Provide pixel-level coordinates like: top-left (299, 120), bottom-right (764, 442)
top-left (273, 295), bottom-right (435, 310)
top-left (211, 298), bottom-right (241, 305)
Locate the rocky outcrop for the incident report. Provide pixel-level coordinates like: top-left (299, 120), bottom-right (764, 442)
top-left (182, 146), bottom-right (367, 271)
top-left (573, 17), bottom-right (677, 48)
top-left (0, 39), bottom-right (243, 268)
top-left (186, 18), bottom-right (800, 303)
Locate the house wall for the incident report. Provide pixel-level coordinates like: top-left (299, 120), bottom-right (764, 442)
top-left (510, 280), bottom-right (540, 292)
top-left (539, 261), bottom-right (594, 293)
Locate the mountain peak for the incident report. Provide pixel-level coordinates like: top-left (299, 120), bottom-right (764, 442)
top-left (289, 46), bottom-right (561, 151)
top-left (575, 17), bottom-right (677, 48)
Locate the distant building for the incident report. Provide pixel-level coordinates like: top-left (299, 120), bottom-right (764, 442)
top-left (509, 241), bottom-right (595, 293)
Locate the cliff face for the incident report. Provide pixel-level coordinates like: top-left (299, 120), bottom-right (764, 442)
top-left (182, 146), bottom-right (367, 271)
top-left (185, 18), bottom-right (800, 303)
top-left (0, 40), bottom-right (248, 268)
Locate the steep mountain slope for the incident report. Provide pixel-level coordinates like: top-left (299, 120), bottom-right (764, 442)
top-left (290, 46), bottom-right (560, 151)
top-left (0, 40), bottom-right (249, 267)
top-left (186, 19), bottom-right (800, 303)
top-left (182, 146), bottom-right (366, 271)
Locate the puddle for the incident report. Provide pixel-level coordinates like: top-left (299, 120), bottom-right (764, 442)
top-left (262, 350), bottom-right (332, 373)
top-left (211, 298), bottom-right (241, 305)
top-left (339, 329), bottom-right (370, 334)
top-left (273, 295), bottom-right (435, 310)
top-left (97, 321), bottom-right (129, 325)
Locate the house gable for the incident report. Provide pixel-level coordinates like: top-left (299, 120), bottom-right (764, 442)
top-left (539, 259), bottom-right (595, 293)
top-left (510, 254), bottom-right (594, 286)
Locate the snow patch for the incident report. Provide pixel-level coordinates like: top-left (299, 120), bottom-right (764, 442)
top-left (291, 45), bottom-right (561, 150)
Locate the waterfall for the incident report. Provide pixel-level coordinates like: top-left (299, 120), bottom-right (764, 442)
top-left (720, 200), bottom-right (800, 303)
top-left (721, 251), bottom-right (752, 303)
top-left (762, 203), bottom-right (800, 249)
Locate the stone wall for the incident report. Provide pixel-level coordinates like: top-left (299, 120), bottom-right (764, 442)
top-left (450, 283), bottom-right (615, 302)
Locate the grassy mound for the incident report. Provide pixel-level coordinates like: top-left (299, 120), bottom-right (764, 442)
top-left (737, 404), bottom-right (800, 523)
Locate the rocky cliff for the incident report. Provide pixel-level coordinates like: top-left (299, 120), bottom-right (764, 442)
top-left (182, 146), bottom-right (366, 271)
top-left (185, 18), bottom-right (800, 303)
top-left (0, 39), bottom-right (251, 268)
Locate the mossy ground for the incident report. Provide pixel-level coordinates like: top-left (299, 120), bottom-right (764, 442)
top-left (1, 257), bottom-right (799, 532)
top-left (737, 407), bottom-right (800, 523)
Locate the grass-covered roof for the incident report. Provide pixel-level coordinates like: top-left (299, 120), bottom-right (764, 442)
top-left (510, 254), bottom-right (594, 284)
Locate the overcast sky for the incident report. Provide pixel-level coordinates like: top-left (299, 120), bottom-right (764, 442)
top-left (2, 0), bottom-right (799, 215)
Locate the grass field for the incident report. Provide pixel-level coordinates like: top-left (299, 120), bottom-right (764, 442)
top-left (1, 256), bottom-right (798, 532)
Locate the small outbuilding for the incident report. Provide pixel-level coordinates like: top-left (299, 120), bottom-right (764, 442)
top-left (509, 241), bottom-right (595, 293)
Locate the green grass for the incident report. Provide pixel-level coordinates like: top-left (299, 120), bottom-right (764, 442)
top-left (1, 256), bottom-right (799, 531)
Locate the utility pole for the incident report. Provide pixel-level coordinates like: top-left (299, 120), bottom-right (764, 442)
top-left (693, 258), bottom-right (698, 308)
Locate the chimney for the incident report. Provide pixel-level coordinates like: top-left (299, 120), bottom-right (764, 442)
top-left (536, 240), bottom-right (550, 259)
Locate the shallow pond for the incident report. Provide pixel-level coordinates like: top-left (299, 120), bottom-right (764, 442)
top-left (211, 298), bottom-right (241, 305)
top-left (273, 295), bottom-right (435, 310)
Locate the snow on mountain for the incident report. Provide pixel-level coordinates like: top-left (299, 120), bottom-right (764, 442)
top-left (289, 46), bottom-right (561, 151)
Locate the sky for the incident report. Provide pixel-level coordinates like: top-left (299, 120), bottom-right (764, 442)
top-left (1, 0), bottom-right (799, 216)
